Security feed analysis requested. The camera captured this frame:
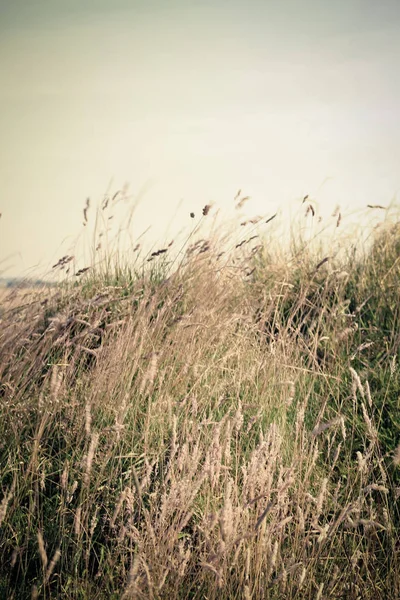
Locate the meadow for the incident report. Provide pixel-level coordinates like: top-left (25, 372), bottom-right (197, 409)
top-left (0, 194), bottom-right (399, 599)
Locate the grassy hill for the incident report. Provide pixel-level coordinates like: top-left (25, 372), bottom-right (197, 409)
top-left (1, 203), bottom-right (399, 599)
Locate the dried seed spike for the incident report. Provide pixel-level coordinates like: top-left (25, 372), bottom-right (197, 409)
top-left (61, 463), bottom-right (69, 491)
top-left (363, 484), bottom-right (389, 494)
top-left (250, 244), bottom-right (262, 255)
top-left (338, 326), bottom-right (354, 341)
top-left (199, 242), bottom-right (210, 253)
top-left (349, 367), bottom-right (365, 399)
top-left (83, 203), bottom-right (88, 223)
top-left (306, 203), bottom-right (315, 217)
top-left (236, 196), bottom-right (250, 209)
top-left (331, 204), bottom-right (340, 217)
top-left (45, 547), bottom-right (61, 583)
top-left (311, 417), bottom-right (341, 437)
top-left (365, 380), bottom-right (372, 407)
top-left (316, 582), bottom-right (324, 600)
top-left (357, 451), bottom-right (367, 473)
top-left (314, 257), bottom-right (330, 272)
top-left (315, 478), bottom-right (328, 519)
top-left (0, 477), bottom-right (16, 526)
top-left (299, 566), bottom-right (307, 588)
top-left (84, 432), bottom-right (99, 485)
top-left (85, 403), bottom-right (92, 436)
top-left (255, 501), bottom-right (273, 530)
top-left (331, 443), bottom-right (342, 469)
top-left (265, 213), bottom-right (277, 224)
top-left (150, 248), bottom-right (168, 257)
top-left (50, 365), bottom-right (62, 402)
top-left (37, 531), bottom-right (48, 569)
top-left (202, 205), bottom-right (211, 216)
top-left (393, 444), bottom-right (400, 466)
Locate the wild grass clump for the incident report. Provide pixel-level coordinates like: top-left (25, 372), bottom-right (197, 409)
top-left (0, 197), bottom-right (399, 599)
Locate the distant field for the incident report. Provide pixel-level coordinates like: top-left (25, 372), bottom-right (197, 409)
top-left (0, 285), bottom-right (51, 306)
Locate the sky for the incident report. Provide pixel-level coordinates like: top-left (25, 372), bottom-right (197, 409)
top-left (1, 0), bottom-right (400, 276)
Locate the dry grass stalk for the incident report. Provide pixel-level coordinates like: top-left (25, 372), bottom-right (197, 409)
top-left (337, 326), bottom-right (355, 341)
top-left (314, 256), bottom-right (329, 272)
top-left (140, 351), bottom-right (159, 394)
top-left (315, 582), bottom-right (324, 600)
top-left (311, 417), bottom-right (341, 437)
top-left (0, 478), bottom-right (15, 527)
top-left (45, 547), bottom-right (61, 583)
top-left (393, 444), bottom-right (400, 467)
top-left (235, 195), bottom-right (250, 210)
top-left (85, 402), bottom-right (92, 437)
top-left (67, 480), bottom-right (78, 505)
top-left (84, 432), bottom-right (99, 485)
top-left (83, 197), bottom-right (90, 224)
top-left (361, 402), bottom-right (378, 444)
top-left (50, 364), bottom-right (63, 402)
top-left (37, 531), bottom-right (48, 570)
top-left (363, 484), bottom-right (389, 494)
top-left (349, 367), bottom-right (365, 400)
top-left (74, 505), bottom-right (82, 538)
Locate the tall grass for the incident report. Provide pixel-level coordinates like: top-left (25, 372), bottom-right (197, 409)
top-left (0, 196), bottom-right (399, 599)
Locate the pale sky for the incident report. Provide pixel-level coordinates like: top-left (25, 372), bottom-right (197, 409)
top-left (1, 0), bottom-right (400, 276)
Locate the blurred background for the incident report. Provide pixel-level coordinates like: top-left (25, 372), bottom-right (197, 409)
top-left (1, 0), bottom-right (399, 277)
